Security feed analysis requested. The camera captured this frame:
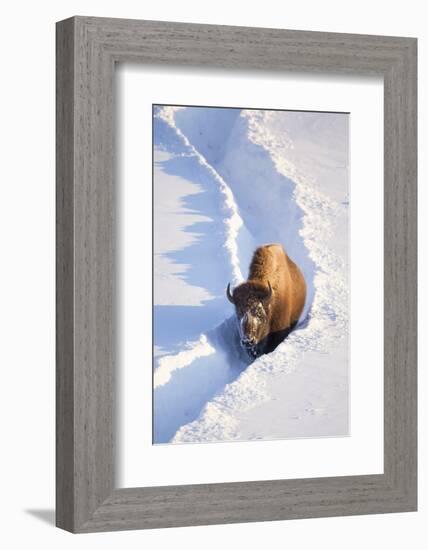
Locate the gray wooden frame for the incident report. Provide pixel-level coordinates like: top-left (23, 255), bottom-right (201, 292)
top-left (56, 16), bottom-right (417, 533)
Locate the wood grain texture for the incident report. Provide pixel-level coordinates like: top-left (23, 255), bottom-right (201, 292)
top-left (56, 17), bottom-right (75, 532)
top-left (56, 16), bottom-right (417, 533)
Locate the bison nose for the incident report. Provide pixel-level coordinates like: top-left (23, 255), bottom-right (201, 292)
top-left (242, 336), bottom-right (256, 346)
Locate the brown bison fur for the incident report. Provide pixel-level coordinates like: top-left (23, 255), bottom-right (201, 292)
top-left (227, 243), bottom-right (306, 358)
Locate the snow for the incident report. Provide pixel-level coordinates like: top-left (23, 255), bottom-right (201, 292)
top-left (152, 105), bottom-right (349, 445)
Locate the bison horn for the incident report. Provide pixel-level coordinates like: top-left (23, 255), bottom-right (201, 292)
top-left (226, 283), bottom-right (234, 304)
top-left (265, 280), bottom-right (273, 300)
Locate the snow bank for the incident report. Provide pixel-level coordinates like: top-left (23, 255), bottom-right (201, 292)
top-left (157, 107), bottom-right (245, 286)
top-left (154, 334), bottom-right (215, 388)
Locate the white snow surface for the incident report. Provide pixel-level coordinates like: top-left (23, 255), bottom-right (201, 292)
top-left (153, 105), bottom-right (349, 444)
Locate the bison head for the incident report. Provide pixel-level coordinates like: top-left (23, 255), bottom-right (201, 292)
top-left (226, 280), bottom-right (272, 358)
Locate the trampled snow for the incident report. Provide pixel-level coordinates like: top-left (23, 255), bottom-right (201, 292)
top-left (153, 105), bottom-right (349, 444)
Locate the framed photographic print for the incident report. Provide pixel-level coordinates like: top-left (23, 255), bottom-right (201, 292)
top-left (56, 17), bottom-right (417, 532)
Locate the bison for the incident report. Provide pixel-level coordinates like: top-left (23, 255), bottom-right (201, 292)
top-left (226, 243), bottom-right (306, 359)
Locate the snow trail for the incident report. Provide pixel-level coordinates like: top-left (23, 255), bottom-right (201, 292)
top-left (153, 106), bottom-right (349, 444)
top-left (241, 110), bottom-right (349, 343)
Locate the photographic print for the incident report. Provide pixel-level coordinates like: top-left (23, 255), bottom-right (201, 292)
top-left (153, 104), bottom-right (349, 445)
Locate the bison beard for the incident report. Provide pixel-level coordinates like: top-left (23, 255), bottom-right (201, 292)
top-left (226, 243), bottom-right (306, 359)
